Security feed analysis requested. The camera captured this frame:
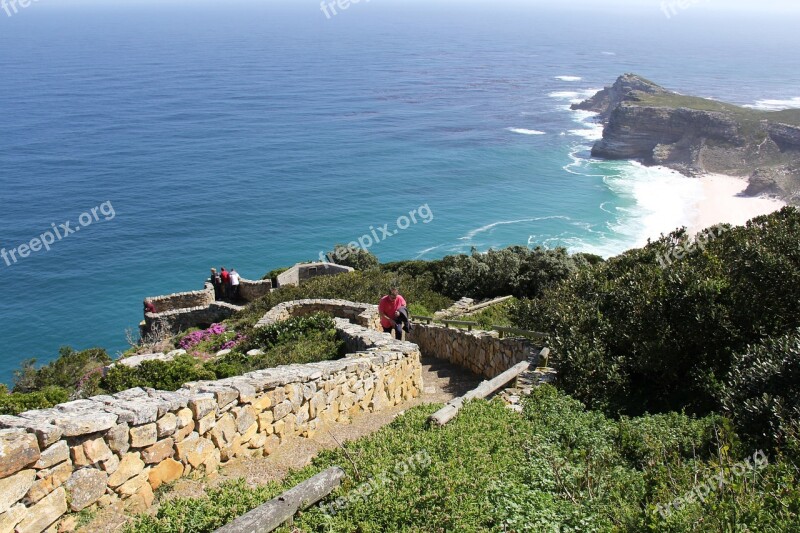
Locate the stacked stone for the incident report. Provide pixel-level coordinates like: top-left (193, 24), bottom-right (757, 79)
top-left (141, 301), bottom-right (243, 339)
top-left (145, 283), bottom-right (216, 313)
top-left (432, 297), bottom-right (475, 319)
top-left (0, 321), bottom-right (421, 533)
top-left (500, 353), bottom-right (558, 412)
top-left (256, 299), bottom-right (381, 331)
top-left (408, 324), bottom-right (536, 379)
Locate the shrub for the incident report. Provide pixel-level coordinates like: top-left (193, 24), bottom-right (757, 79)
top-left (324, 244), bottom-right (380, 271)
top-left (0, 385), bottom-right (70, 415)
top-left (511, 207), bottom-right (800, 416)
top-left (431, 246), bottom-right (591, 300)
top-left (722, 328), bottom-right (800, 452)
top-left (13, 347), bottom-right (111, 394)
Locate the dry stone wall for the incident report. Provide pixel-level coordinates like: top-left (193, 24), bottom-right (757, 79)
top-left (256, 299), bottom-right (382, 331)
top-left (408, 324), bottom-right (539, 378)
top-left (0, 317), bottom-right (421, 533)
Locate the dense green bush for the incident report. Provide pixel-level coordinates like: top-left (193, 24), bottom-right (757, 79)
top-left (324, 244), bottom-right (380, 271)
top-left (512, 207), bottom-right (800, 417)
top-left (100, 354), bottom-right (218, 393)
top-left (124, 387), bottom-right (800, 533)
top-left (229, 269), bottom-right (452, 329)
top-left (0, 385), bottom-right (70, 415)
top-left (13, 347), bottom-right (111, 394)
top-left (431, 246), bottom-right (592, 300)
top-left (723, 328), bottom-right (800, 452)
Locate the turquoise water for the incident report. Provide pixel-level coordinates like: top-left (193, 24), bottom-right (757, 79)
top-left (1, 1), bottom-right (799, 383)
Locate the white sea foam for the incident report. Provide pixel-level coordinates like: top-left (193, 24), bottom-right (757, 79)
top-left (555, 75), bottom-right (582, 82)
top-left (547, 88), bottom-right (601, 104)
top-left (460, 216), bottom-right (571, 242)
top-left (744, 97), bottom-right (800, 111)
top-left (601, 51), bottom-right (616, 56)
top-left (507, 127), bottom-right (546, 135)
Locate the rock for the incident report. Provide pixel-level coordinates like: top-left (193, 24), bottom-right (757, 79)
top-left (141, 438), bottom-right (175, 464)
top-left (257, 411), bottom-right (274, 433)
top-left (240, 422), bottom-right (258, 443)
top-left (34, 441), bottom-right (70, 470)
top-left (116, 469), bottom-right (149, 496)
top-left (262, 435), bottom-right (280, 456)
top-left (273, 400), bottom-right (293, 421)
top-left (106, 423), bottom-right (130, 454)
top-left (215, 349), bottom-right (232, 357)
top-left (251, 394), bottom-right (272, 411)
top-left (16, 486), bottom-right (67, 533)
top-left (175, 434), bottom-right (215, 468)
top-left (27, 462), bottom-right (72, 503)
top-left (0, 469), bottom-right (35, 513)
top-left (0, 429), bottom-right (40, 478)
top-left (125, 482), bottom-right (154, 513)
top-left (156, 413), bottom-right (177, 438)
top-left (72, 436), bottom-right (113, 466)
top-left (175, 408), bottom-right (193, 429)
top-left (173, 420), bottom-right (195, 442)
top-left (52, 413), bottom-right (117, 437)
top-left (65, 468), bottom-right (107, 511)
top-left (148, 458), bottom-right (183, 490)
top-left (233, 406), bottom-right (256, 434)
top-left (0, 503), bottom-right (27, 532)
top-left (101, 454), bottom-right (120, 474)
top-left (130, 423), bottom-right (158, 448)
top-left (188, 395), bottom-right (216, 420)
top-left (107, 453), bottom-right (145, 488)
top-left (208, 414), bottom-right (236, 448)
top-left (57, 514), bottom-right (78, 532)
top-left (246, 349), bottom-right (264, 357)
top-left (196, 412), bottom-right (217, 435)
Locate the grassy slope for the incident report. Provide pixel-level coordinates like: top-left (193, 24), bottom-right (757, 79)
top-left (125, 387), bottom-right (800, 533)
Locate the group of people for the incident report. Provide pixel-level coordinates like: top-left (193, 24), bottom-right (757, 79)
top-left (379, 287), bottom-right (412, 340)
top-left (211, 267), bottom-right (241, 302)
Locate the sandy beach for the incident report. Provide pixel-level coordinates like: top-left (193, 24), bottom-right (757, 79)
top-left (688, 174), bottom-right (786, 235)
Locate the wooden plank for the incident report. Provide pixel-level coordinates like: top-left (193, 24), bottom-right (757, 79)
top-left (463, 295), bottom-right (514, 313)
top-left (492, 326), bottom-right (547, 340)
top-left (214, 466), bottom-right (346, 533)
top-left (428, 360), bottom-right (532, 426)
top-left (441, 319), bottom-right (478, 331)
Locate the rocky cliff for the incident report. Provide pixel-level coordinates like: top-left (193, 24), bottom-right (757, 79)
top-left (572, 74), bottom-right (800, 204)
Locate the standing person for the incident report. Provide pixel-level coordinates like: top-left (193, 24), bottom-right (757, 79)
top-left (210, 268), bottom-right (222, 301)
top-left (230, 268), bottom-right (241, 301)
top-left (220, 267), bottom-right (230, 301)
top-left (379, 287), bottom-right (407, 340)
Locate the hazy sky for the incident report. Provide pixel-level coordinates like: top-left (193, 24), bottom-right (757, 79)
top-left (22, 0), bottom-right (800, 10)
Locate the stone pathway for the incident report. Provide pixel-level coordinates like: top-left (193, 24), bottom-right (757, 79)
top-left (77, 356), bottom-right (482, 532)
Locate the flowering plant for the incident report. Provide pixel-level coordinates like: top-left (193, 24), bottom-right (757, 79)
top-left (179, 323), bottom-right (227, 350)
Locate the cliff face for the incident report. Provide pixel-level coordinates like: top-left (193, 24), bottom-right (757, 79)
top-left (572, 74), bottom-right (800, 204)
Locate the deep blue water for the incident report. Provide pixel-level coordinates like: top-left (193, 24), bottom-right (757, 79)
top-left (1, 0), bottom-right (799, 384)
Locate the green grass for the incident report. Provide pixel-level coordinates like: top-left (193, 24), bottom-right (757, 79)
top-left (124, 386), bottom-right (800, 533)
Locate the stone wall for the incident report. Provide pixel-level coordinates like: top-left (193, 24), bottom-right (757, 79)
top-left (141, 276), bottom-right (270, 340)
top-left (145, 284), bottom-right (215, 313)
top-left (238, 278), bottom-right (273, 302)
top-left (142, 302), bottom-right (243, 339)
top-left (0, 320), bottom-right (422, 533)
top-left (256, 299), bottom-right (382, 331)
top-left (408, 324), bottom-right (539, 378)
top-left (276, 262), bottom-right (354, 288)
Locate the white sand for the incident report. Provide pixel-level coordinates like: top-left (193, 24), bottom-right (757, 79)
top-left (688, 174), bottom-right (786, 235)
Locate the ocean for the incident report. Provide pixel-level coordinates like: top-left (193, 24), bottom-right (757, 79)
top-left (1, 0), bottom-right (799, 384)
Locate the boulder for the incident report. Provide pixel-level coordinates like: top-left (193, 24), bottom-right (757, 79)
top-left (65, 468), bottom-right (107, 511)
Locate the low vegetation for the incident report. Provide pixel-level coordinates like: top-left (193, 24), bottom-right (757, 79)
top-left (125, 387), bottom-right (800, 532)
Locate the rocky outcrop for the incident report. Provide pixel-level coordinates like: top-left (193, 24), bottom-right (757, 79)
top-left (572, 74), bottom-right (800, 204)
